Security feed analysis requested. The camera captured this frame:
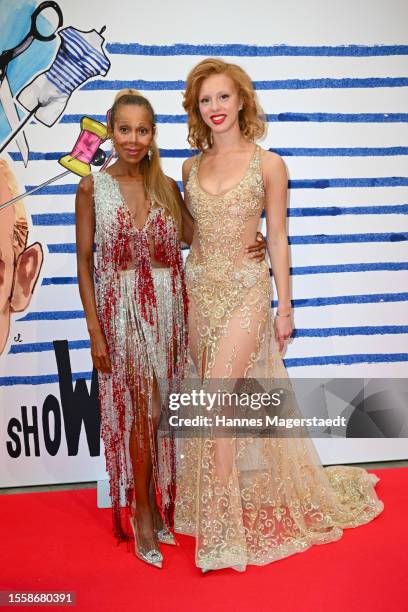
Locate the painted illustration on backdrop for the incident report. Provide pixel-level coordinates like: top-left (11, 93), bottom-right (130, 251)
top-left (0, 0), bottom-right (110, 356)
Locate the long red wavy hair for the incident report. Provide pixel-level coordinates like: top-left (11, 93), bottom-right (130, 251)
top-left (183, 58), bottom-right (266, 151)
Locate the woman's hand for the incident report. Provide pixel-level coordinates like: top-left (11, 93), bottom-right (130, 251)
top-left (273, 313), bottom-right (293, 353)
top-left (245, 231), bottom-right (266, 262)
top-left (89, 328), bottom-right (112, 373)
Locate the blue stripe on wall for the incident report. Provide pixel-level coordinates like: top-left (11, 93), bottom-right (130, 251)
top-left (9, 340), bottom-right (90, 354)
top-left (274, 112), bottom-right (408, 123)
top-left (42, 277), bottom-right (78, 285)
top-left (56, 113), bottom-right (408, 125)
top-left (8, 326), bottom-right (407, 356)
top-left (292, 325), bottom-right (408, 337)
top-left (20, 292), bottom-right (408, 322)
top-left (10, 146), bottom-right (408, 164)
top-left (48, 244), bottom-right (77, 253)
top-left (31, 205), bottom-right (408, 227)
top-left (274, 113), bottom-right (408, 123)
top-left (32, 213), bottom-right (75, 225)
top-left (0, 372), bottom-right (93, 386)
top-left (290, 263), bottom-right (408, 274)
top-left (289, 177), bottom-right (408, 188)
top-left (25, 184), bottom-right (78, 195)
top-left (81, 77), bottom-right (408, 91)
top-left (288, 204), bottom-right (408, 216)
top-left (17, 310), bottom-right (85, 321)
top-left (106, 43), bottom-right (408, 57)
top-left (60, 113), bottom-right (188, 124)
top-left (58, 112), bottom-right (408, 124)
top-left (40, 266), bottom-right (408, 288)
top-left (288, 232), bottom-right (408, 244)
top-left (25, 177), bottom-right (408, 196)
top-left (47, 233), bottom-right (407, 254)
top-left (278, 147), bottom-right (408, 156)
top-left (284, 353), bottom-right (408, 368)
top-left (273, 292), bottom-right (408, 307)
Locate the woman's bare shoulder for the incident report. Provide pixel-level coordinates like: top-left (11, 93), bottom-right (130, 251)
top-left (77, 173), bottom-right (94, 195)
top-left (182, 154), bottom-right (199, 176)
top-left (259, 148), bottom-right (287, 183)
top-left (259, 148), bottom-right (285, 169)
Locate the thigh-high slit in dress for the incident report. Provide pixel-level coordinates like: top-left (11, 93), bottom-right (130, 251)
top-left (174, 146), bottom-right (383, 571)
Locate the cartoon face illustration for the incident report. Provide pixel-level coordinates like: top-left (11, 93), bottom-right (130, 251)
top-left (0, 159), bottom-right (43, 354)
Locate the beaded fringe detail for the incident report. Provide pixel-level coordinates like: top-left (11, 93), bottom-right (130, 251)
top-left (92, 172), bottom-right (188, 542)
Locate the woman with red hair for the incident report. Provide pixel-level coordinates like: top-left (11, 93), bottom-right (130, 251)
top-left (174, 59), bottom-right (383, 573)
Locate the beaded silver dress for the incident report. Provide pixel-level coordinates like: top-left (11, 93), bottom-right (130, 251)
top-left (93, 171), bottom-right (188, 542)
top-left (174, 145), bottom-right (384, 571)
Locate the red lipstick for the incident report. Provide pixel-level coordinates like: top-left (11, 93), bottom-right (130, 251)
top-left (210, 114), bottom-right (226, 125)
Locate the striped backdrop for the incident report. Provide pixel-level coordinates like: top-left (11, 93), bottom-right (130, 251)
top-left (1, 0), bottom-right (407, 485)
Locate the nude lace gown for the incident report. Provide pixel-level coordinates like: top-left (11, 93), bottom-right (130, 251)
top-left (174, 145), bottom-right (384, 571)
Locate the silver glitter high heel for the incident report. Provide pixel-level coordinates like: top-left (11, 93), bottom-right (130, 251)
top-left (149, 497), bottom-right (177, 546)
top-left (147, 484), bottom-right (178, 546)
top-left (129, 515), bottom-right (163, 569)
top-left (156, 528), bottom-right (177, 546)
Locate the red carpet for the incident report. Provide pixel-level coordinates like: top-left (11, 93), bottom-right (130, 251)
top-left (1, 468), bottom-right (407, 612)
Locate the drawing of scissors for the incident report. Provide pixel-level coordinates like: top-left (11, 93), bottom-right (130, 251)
top-left (0, 1), bottom-right (63, 165)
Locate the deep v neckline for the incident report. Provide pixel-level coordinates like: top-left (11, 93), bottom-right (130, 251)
top-left (105, 172), bottom-right (152, 231)
top-left (195, 144), bottom-right (258, 198)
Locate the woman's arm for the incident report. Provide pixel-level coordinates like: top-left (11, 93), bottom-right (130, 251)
top-left (175, 157), bottom-right (195, 246)
top-left (169, 169), bottom-right (194, 246)
top-left (263, 151), bottom-right (293, 351)
top-left (75, 175), bottom-right (111, 373)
